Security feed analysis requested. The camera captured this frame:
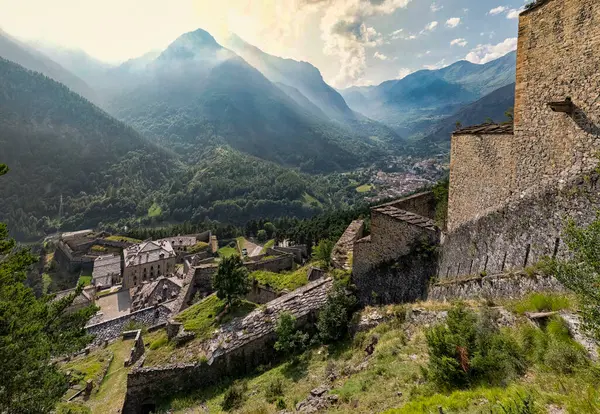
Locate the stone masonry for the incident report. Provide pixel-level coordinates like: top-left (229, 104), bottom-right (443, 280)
top-left (332, 219), bottom-right (364, 270)
top-left (122, 278), bottom-right (334, 413)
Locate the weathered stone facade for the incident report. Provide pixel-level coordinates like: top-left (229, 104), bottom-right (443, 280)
top-left (332, 220), bottom-right (364, 270)
top-left (123, 241), bottom-right (177, 289)
top-left (352, 192), bottom-right (440, 305)
top-left (448, 0), bottom-right (600, 232)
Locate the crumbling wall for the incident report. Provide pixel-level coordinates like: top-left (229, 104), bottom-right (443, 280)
top-left (332, 220), bottom-right (364, 270)
top-left (123, 330), bottom-right (145, 367)
top-left (376, 191), bottom-right (436, 219)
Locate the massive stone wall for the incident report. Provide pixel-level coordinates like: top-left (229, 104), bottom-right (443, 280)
top-left (439, 173), bottom-right (600, 280)
top-left (122, 278), bottom-right (333, 413)
top-left (448, 0), bottom-right (600, 231)
top-left (428, 271), bottom-right (564, 302)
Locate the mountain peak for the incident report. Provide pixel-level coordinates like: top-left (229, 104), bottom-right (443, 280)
top-left (158, 28), bottom-right (222, 61)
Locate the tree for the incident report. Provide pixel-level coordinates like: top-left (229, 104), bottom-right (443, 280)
top-left (504, 106), bottom-right (514, 122)
top-left (312, 239), bottom-right (334, 269)
top-left (544, 213), bottom-right (600, 341)
top-left (257, 229), bottom-right (268, 243)
top-left (212, 255), bottom-right (250, 309)
top-left (0, 163), bottom-right (96, 413)
top-left (455, 121), bottom-right (462, 130)
top-left (263, 222), bottom-right (276, 239)
top-left (317, 284), bottom-right (357, 343)
top-left (274, 312), bottom-right (308, 357)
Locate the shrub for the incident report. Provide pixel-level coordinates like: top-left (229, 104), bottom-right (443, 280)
top-left (56, 403), bottom-right (91, 414)
top-left (317, 284), bottom-right (357, 343)
top-left (275, 397), bottom-right (286, 410)
top-left (512, 292), bottom-right (570, 315)
top-left (149, 336), bottom-right (168, 350)
top-left (425, 304), bottom-right (526, 390)
top-left (274, 312), bottom-right (309, 357)
top-left (265, 377), bottom-right (284, 403)
top-left (312, 239), bottom-right (334, 269)
top-left (221, 381), bottom-right (247, 411)
top-left (497, 393), bottom-right (536, 414)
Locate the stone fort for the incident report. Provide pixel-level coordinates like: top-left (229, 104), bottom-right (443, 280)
top-left (351, 0), bottom-right (600, 304)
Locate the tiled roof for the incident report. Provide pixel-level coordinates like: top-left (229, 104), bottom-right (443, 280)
top-left (453, 123), bottom-right (514, 135)
top-left (373, 206), bottom-right (438, 231)
top-left (124, 240), bottom-right (176, 268)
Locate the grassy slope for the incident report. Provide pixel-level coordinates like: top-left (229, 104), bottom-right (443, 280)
top-left (250, 265), bottom-right (310, 292)
top-left (157, 298), bottom-right (600, 414)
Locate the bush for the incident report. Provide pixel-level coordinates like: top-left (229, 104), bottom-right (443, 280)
top-left (265, 377), bottom-right (284, 403)
top-left (274, 312), bottom-right (309, 357)
top-left (221, 381), bottom-right (247, 411)
top-left (317, 284), bottom-right (357, 343)
top-left (56, 403), bottom-right (91, 414)
top-left (275, 397), bottom-right (286, 410)
top-left (425, 304), bottom-right (527, 390)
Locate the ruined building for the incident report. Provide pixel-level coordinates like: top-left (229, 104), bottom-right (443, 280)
top-left (352, 0), bottom-right (600, 304)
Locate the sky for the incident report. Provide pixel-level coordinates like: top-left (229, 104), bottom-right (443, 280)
top-left (0, 0), bottom-right (527, 88)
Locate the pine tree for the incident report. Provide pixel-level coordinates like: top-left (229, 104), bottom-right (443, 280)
top-left (212, 255), bottom-right (250, 309)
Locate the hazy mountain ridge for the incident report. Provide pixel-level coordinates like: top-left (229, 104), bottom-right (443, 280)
top-left (339, 51), bottom-right (517, 138)
top-left (0, 30), bottom-right (97, 102)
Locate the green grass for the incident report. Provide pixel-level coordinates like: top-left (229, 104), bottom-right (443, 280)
top-left (42, 273), bottom-right (52, 294)
top-left (104, 235), bottom-right (142, 243)
top-left (302, 192), bottom-right (322, 207)
top-left (187, 241), bottom-right (209, 254)
top-left (510, 292), bottom-right (572, 315)
top-left (148, 202), bottom-right (162, 217)
top-left (250, 265), bottom-right (309, 292)
top-left (78, 275), bottom-right (92, 286)
top-left (236, 237), bottom-right (246, 250)
top-left (356, 183), bottom-right (373, 193)
top-left (175, 294), bottom-right (256, 340)
top-left (218, 245), bottom-right (239, 258)
top-left (261, 239), bottom-right (275, 254)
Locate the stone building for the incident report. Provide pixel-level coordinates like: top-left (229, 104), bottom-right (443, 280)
top-left (91, 254), bottom-right (122, 288)
top-left (130, 276), bottom-right (182, 311)
top-left (123, 241), bottom-right (177, 289)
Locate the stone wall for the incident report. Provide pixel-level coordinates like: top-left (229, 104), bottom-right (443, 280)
top-left (271, 245), bottom-right (307, 263)
top-left (245, 282), bottom-right (280, 304)
top-left (122, 278), bottom-right (333, 413)
top-left (332, 220), bottom-right (364, 270)
top-left (428, 271), bottom-right (564, 302)
top-left (376, 191), bottom-right (436, 220)
top-left (123, 330), bottom-right (145, 367)
top-left (439, 173), bottom-right (600, 280)
top-left (447, 0), bottom-right (599, 231)
top-left (86, 304), bottom-right (172, 345)
top-left (245, 254), bottom-right (294, 273)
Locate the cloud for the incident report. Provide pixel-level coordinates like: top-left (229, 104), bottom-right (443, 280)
top-left (396, 67), bottom-right (413, 79)
top-left (488, 6), bottom-right (508, 15)
top-left (423, 58), bottom-right (447, 70)
top-left (424, 21), bottom-right (438, 31)
top-left (430, 2), bottom-right (443, 12)
top-left (313, 0), bottom-right (413, 87)
top-left (506, 7), bottom-right (524, 19)
top-left (450, 38), bottom-right (467, 47)
top-left (445, 17), bottom-right (460, 28)
top-left (373, 51), bottom-right (388, 60)
top-left (465, 37), bottom-right (517, 64)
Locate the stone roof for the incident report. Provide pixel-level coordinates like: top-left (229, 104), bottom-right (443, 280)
top-left (158, 236), bottom-right (197, 249)
top-left (207, 277), bottom-right (334, 360)
top-left (92, 255), bottom-right (121, 279)
top-left (373, 206), bottom-right (438, 231)
top-left (453, 123), bottom-right (514, 135)
top-left (124, 240), bottom-right (176, 268)
top-left (131, 276), bottom-right (182, 309)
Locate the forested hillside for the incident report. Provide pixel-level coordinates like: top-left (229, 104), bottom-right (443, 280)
top-left (106, 29), bottom-right (391, 173)
top-left (0, 57), bottom-right (179, 239)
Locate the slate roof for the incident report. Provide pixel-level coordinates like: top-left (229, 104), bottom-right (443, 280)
top-left (453, 123), bottom-right (514, 135)
top-left (124, 240), bottom-right (176, 268)
top-left (373, 206), bottom-right (438, 231)
top-left (92, 254), bottom-right (121, 279)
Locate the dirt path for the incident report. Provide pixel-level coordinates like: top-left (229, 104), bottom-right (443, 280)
top-left (243, 239), bottom-right (263, 257)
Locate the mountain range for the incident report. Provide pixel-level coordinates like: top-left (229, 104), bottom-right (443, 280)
top-left (339, 51), bottom-right (516, 138)
top-left (0, 27), bottom-right (517, 239)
